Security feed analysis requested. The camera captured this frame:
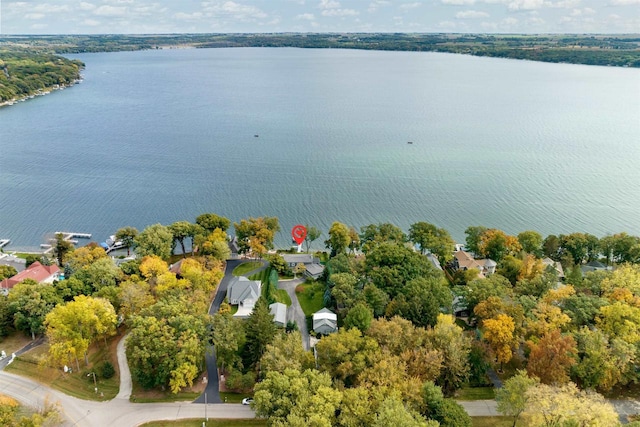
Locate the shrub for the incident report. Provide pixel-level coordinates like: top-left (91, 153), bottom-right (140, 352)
top-left (101, 361), bottom-right (115, 379)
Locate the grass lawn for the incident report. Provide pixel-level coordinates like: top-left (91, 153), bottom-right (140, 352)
top-left (234, 262), bottom-right (263, 276)
top-left (296, 282), bottom-right (325, 317)
top-left (131, 372), bottom-right (206, 403)
top-left (455, 386), bottom-right (495, 400)
top-left (0, 332), bottom-right (33, 356)
top-left (140, 419), bottom-right (266, 427)
top-left (220, 391), bottom-right (247, 403)
top-left (274, 288), bottom-right (292, 306)
top-left (6, 333), bottom-right (122, 401)
top-left (472, 416), bottom-right (517, 427)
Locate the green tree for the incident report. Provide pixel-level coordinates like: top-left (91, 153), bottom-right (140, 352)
top-left (344, 302), bottom-right (374, 332)
top-left (260, 331), bottom-right (314, 374)
top-left (461, 274), bottom-right (512, 319)
top-left (542, 234), bottom-right (561, 260)
top-left (517, 230), bottom-right (543, 257)
top-left (195, 212), bottom-right (231, 232)
top-left (399, 276), bottom-right (452, 328)
top-left (496, 370), bottom-right (539, 427)
top-left (253, 368), bottom-right (342, 427)
top-left (409, 221), bottom-right (455, 263)
top-left (53, 233), bottom-right (74, 266)
top-left (325, 221), bottom-right (351, 257)
top-left (304, 225), bottom-right (322, 253)
top-left (360, 223), bottom-right (406, 253)
top-left (0, 265), bottom-right (17, 281)
top-left (464, 226), bottom-right (488, 255)
top-left (168, 221), bottom-right (194, 257)
top-left (8, 279), bottom-right (62, 340)
top-left (134, 223), bottom-right (173, 259)
top-left (234, 217), bottom-right (280, 255)
top-left (426, 314), bottom-right (471, 395)
top-left (212, 310), bottom-right (246, 373)
top-left (374, 396), bottom-right (433, 427)
top-left (115, 226), bottom-right (138, 256)
top-left (242, 297), bottom-right (277, 373)
top-left (74, 257), bottom-right (122, 293)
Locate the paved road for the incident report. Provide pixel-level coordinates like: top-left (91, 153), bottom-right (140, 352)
top-left (279, 278), bottom-right (310, 350)
top-left (194, 259), bottom-right (267, 404)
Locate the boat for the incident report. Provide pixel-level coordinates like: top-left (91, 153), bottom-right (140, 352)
top-left (407, 141), bottom-right (413, 144)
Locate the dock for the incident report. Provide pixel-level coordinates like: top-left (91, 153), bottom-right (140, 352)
top-left (42, 232), bottom-right (92, 253)
top-left (0, 239), bottom-right (9, 249)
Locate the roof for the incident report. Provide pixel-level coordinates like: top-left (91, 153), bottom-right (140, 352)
top-left (0, 261), bottom-right (60, 290)
top-left (305, 263), bottom-right (325, 277)
top-left (282, 254), bottom-right (315, 264)
top-left (426, 254), bottom-right (443, 271)
top-left (269, 302), bottom-right (287, 325)
top-left (313, 307), bottom-right (337, 320)
top-left (313, 308), bottom-right (337, 332)
top-left (227, 276), bottom-right (261, 305)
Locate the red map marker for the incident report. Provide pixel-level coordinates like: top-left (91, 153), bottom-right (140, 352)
top-left (291, 224), bottom-right (307, 245)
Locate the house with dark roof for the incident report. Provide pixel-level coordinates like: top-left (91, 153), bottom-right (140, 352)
top-left (227, 276), bottom-right (261, 318)
top-left (0, 261), bottom-right (61, 294)
top-left (312, 308), bottom-right (338, 335)
top-left (281, 254), bottom-right (325, 280)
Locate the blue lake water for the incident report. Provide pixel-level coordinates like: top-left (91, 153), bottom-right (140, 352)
top-left (0, 47), bottom-right (639, 250)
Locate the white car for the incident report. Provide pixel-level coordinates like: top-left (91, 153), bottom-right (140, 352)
top-left (242, 398), bottom-right (253, 405)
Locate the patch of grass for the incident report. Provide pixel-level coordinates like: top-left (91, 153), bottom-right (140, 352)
top-left (249, 267), bottom-right (269, 282)
top-left (296, 282), bottom-right (325, 317)
top-left (6, 334), bottom-right (122, 401)
top-left (273, 289), bottom-right (292, 306)
top-left (130, 372), bottom-right (206, 403)
top-left (472, 416), bottom-right (517, 427)
top-left (456, 386), bottom-right (495, 400)
top-left (0, 332), bottom-right (33, 356)
top-left (140, 419), bottom-right (266, 427)
top-left (220, 391), bottom-right (247, 403)
top-left (234, 262), bottom-right (263, 276)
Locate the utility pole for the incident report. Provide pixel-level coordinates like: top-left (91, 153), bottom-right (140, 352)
top-left (87, 372), bottom-right (97, 393)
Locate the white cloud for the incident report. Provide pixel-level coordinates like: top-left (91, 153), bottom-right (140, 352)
top-left (25, 13), bottom-right (45, 20)
top-left (400, 2), bottom-right (422, 9)
top-left (94, 5), bottom-right (128, 17)
top-left (318, 0), bottom-right (341, 8)
top-left (296, 13), bottom-right (316, 20)
top-left (438, 20), bottom-right (458, 29)
top-left (441, 0), bottom-right (476, 4)
top-left (81, 19), bottom-right (101, 27)
top-left (456, 9), bottom-right (490, 18)
top-left (174, 12), bottom-right (205, 21)
top-left (321, 8), bottom-right (359, 16)
top-left (608, 0), bottom-right (640, 4)
top-left (79, 2), bottom-right (96, 11)
top-left (202, 1), bottom-right (268, 20)
top-left (507, 0), bottom-right (546, 11)
top-left (368, 0), bottom-right (390, 13)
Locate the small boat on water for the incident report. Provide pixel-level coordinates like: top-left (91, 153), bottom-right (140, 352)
top-left (254, 134), bottom-right (259, 138)
top-left (407, 141), bottom-right (413, 145)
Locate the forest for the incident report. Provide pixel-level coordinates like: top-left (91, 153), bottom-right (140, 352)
top-left (2, 33), bottom-right (639, 67)
top-left (0, 50), bottom-right (83, 103)
top-left (1, 214), bottom-right (640, 426)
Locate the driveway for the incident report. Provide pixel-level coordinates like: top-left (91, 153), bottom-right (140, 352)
top-left (279, 278), bottom-right (310, 350)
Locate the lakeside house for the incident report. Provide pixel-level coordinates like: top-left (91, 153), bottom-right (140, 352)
top-left (312, 308), bottom-right (338, 335)
top-left (269, 302), bottom-right (287, 327)
top-left (281, 254), bottom-right (325, 280)
top-left (452, 250), bottom-right (497, 279)
top-left (542, 257), bottom-right (565, 280)
top-left (227, 276), bottom-right (261, 318)
top-left (0, 261), bottom-right (61, 294)
top-left (426, 253), bottom-right (443, 271)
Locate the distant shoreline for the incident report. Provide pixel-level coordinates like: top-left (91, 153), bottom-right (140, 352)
top-left (0, 79), bottom-right (82, 109)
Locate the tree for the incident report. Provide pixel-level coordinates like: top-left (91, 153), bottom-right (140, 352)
top-left (115, 226), bottom-right (138, 256)
top-left (242, 297), bottom-right (277, 373)
top-left (253, 368), bottom-right (342, 427)
top-left (74, 257), bottom-right (122, 293)
top-left (294, 262), bottom-right (306, 279)
top-left (542, 234), bottom-right (561, 260)
top-left (134, 223), bottom-right (173, 259)
top-left (398, 277), bottom-right (452, 328)
top-left (464, 226), bottom-right (487, 255)
top-left (374, 396), bottom-right (433, 427)
top-left (212, 310), bottom-right (246, 373)
top-left (118, 280), bottom-right (154, 324)
top-left (45, 295), bottom-right (117, 370)
top-left (344, 303), bottom-right (373, 332)
top-left (522, 382), bottom-right (619, 427)
top-left (496, 370), bottom-right (539, 427)
top-left (526, 330), bottom-right (576, 385)
top-left (197, 228), bottom-right (231, 260)
top-left (8, 280), bottom-right (62, 340)
top-left (168, 221), bottom-right (194, 257)
top-left (409, 221), bottom-right (455, 263)
top-left (478, 229), bottom-right (521, 262)
top-left (596, 301), bottom-right (640, 344)
top-left (53, 233), bottom-right (74, 266)
top-left (234, 217), bottom-right (280, 255)
top-left (195, 212), bottom-right (231, 233)
top-left (426, 314), bottom-right (471, 395)
top-left (517, 230), bottom-right (543, 257)
top-left (0, 265), bottom-right (17, 281)
top-left (260, 331), bottom-right (314, 374)
top-left (461, 274), bottom-right (512, 319)
top-left (304, 225), bottom-right (322, 253)
top-left (482, 314), bottom-right (517, 368)
top-left (359, 223), bottom-right (406, 253)
top-left (325, 221), bottom-right (351, 257)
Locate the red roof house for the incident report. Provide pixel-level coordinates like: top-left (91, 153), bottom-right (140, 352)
top-left (0, 261), bottom-right (61, 292)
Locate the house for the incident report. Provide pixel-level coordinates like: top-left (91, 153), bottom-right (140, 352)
top-left (0, 261), bottom-right (61, 293)
top-left (542, 257), bottom-right (565, 280)
top-left (226, 276), bottom-right (261, 306)
top-left (426, 254), bottom-right (443, 271)
top-left (452, 251), bottom-right (496, 278)
top-left (581, 260), bottom-right (612, 274)
top-left (312, 308), bottom-right (338, 335)
top-left (281, 254), bottom-right (325, 280)
top-left (269, 302), bottom-right (287, 327)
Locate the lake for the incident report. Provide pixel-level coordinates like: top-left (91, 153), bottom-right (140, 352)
top-left (0, 47), bottom-right (639, 251)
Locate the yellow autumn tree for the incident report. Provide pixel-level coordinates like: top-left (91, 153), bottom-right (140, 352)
top-left (483, 314), bottom-right (517, 367)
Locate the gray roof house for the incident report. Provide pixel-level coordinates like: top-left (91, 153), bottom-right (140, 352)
top-left (269, 302), bottom-right (287, 327)
top-left (312, 308), bottom-right (338, 335)
top-left (227, 276), bottom-right (261, 306)
top-left (281, 254), bottom-right (325, 280)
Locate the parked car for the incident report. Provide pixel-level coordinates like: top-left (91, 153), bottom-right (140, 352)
top-left (242, 398), bottom-right (253, 405)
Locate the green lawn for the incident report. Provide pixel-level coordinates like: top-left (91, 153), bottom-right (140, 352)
top-left (220, 391), bottom-right (247, 403)
top-left (274, 289), bottom-right (292, 306)
top-left (456, 386), bottom-right (495, 400)
top-left (296, 282), bottom-right (325, 317)
top-left (234, 262), bottom-right (264, 276)
top-left (140, 419), bottom-right (266, 427)
top-left (472, 416), bottom-right (516, 427)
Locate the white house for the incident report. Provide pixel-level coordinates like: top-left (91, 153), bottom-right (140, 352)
top-left (269, 302), bottom-right (287, 327)
top-left (312, 308), bottom-right (338, 335)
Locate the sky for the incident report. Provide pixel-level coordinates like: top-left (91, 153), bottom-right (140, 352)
top-left (1, 0), bottom-right (638, 35)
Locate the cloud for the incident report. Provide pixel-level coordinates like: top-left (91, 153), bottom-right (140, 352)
top-left (296, 13), bottom-right (316, 20)
top-left (94, 5), bottom-right (128, 17)
top-left (506, 0), bottom-right (546, 10)
top-left (400, 2), bottom-right (422, 9)
top-left (608, 0), bottom-right (640, 4)
top-left (202, 1), bottom-right (268, 20)
top-left (81, 19), bottom-right (101, 27)
top-left (318, 0), bottom-right (358, 16)
top-left (368, 1), bottom-right (391, 13)
top-left (441, 0), bottom-right (476, 4)
top-left (456, 9), bottom-right (490, 18)
top-left (174, 12), bottom-right (205, 21)
top-left (318, 0), bottom-right (341, 8)
top-left (79, 2), bottom-right (96, 11)
top-left (25, 13), bottom-right (45, 20)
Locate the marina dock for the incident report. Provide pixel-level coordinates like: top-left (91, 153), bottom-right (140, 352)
top-left (0, 239), bottom-right (10, 249)
top-left (42, 232), bottom-right (92, 253)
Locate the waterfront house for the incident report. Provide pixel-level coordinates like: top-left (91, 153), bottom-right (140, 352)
top-left (0, 261), bottom-right (61, 294)
top-left (312, 308), bottom-right (338, 335)
top-left (452, 250), bottom-right (496, 279)
top-left (227, 276), bottom-right (261, 306)
top-left (542, 257), bottom-right (565, 280)
top-left (281, 254), bottom-right (325, 280)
